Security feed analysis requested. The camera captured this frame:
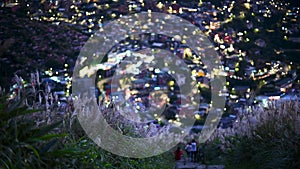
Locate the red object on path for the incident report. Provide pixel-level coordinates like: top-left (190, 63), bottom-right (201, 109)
top-left (174, 148), bottom-right (183, 161)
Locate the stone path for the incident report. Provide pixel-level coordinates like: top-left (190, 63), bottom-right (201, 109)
top-left (174, 159), bottom-right (225, 169)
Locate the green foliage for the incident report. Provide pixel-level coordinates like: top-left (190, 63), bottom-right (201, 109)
top-left (203, 138), bottom-right (224, 165)
top-left (0, 98), bottom-right (66, 168)
top-left (61, 119), bottom-right (175, 169)
top-left (204, 101), bottom-right (300, 169)
top-left (48, 134), bottom-right (175, 169)
top-left (0, 95), bottom-right (175, 168)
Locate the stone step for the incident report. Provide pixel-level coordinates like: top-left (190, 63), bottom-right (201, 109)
top-left (197, 165), bottom-right (225, 169)
top-left (175, 161), bottom-right (225, 169)
top-left (175, 162), bottom-right (197, 169)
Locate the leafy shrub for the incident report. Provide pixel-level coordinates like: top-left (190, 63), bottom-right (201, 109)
top-left (1, 71), bottom-right (178, 168)
top-left (0, 97), bottom-right (71, 168)
top-left (1, 86), bottom-right (176, 169)
top-left (205, 100), bottom-right (300, 169)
